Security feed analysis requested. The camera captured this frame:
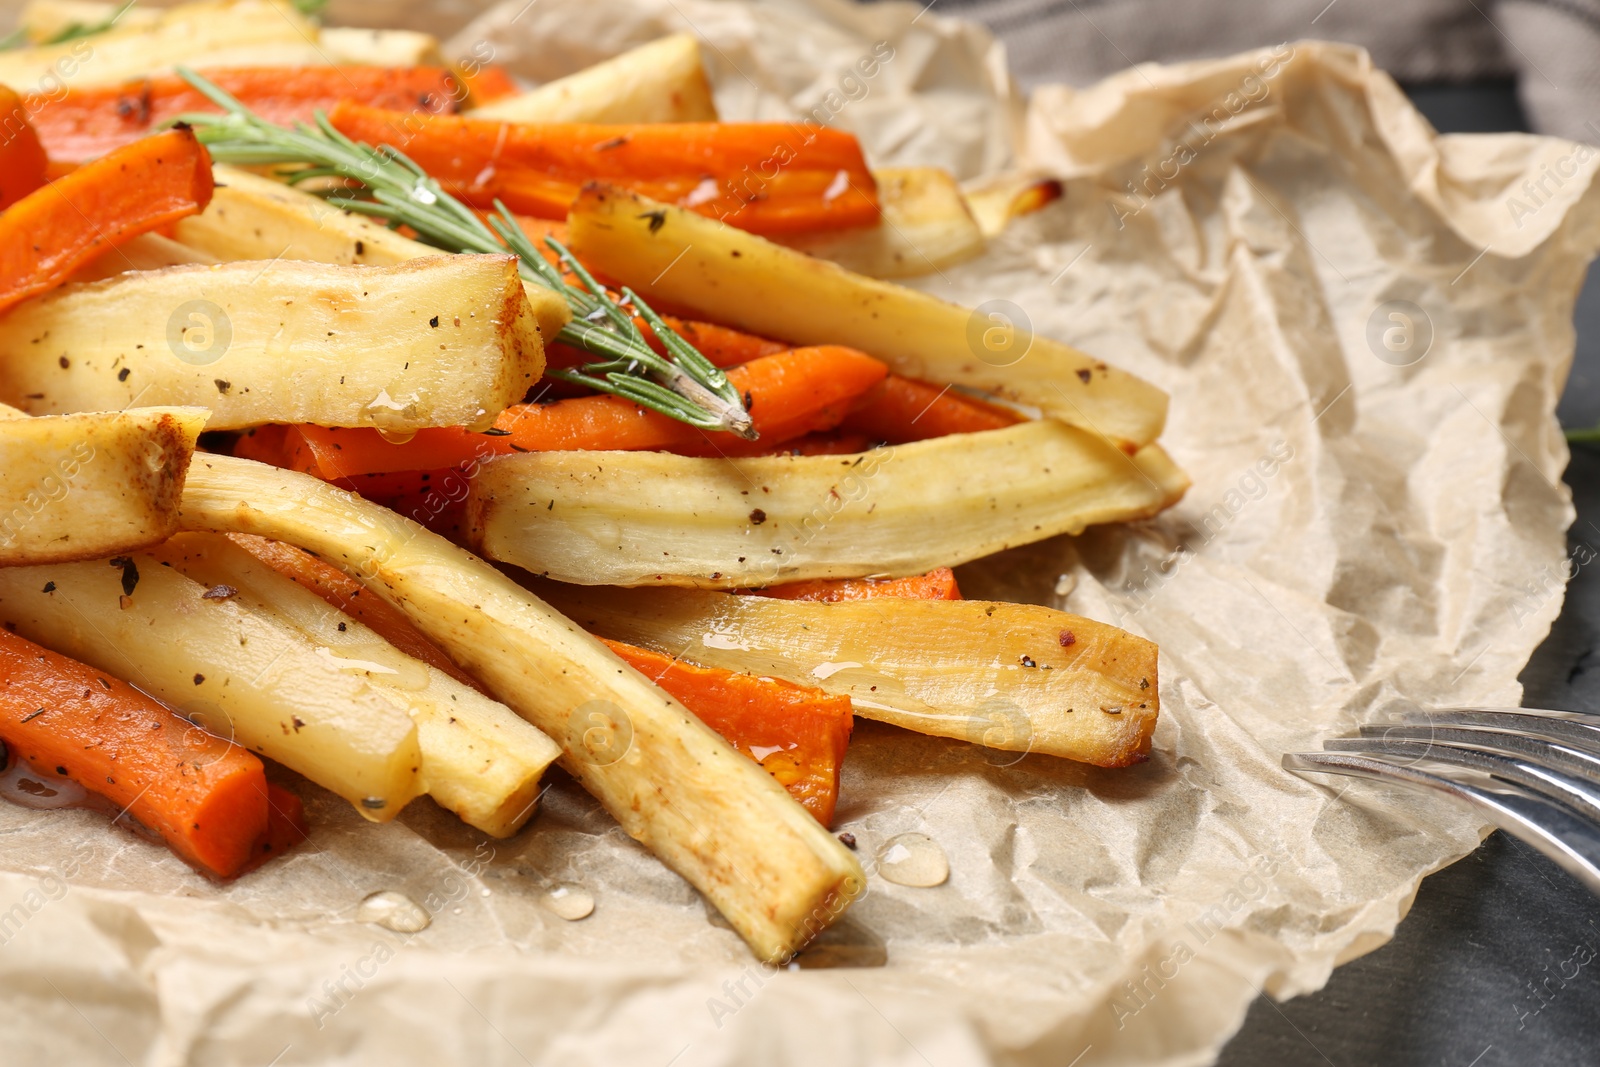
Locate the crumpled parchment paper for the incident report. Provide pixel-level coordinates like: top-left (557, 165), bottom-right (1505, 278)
top-left (2, 2), bottom-right (1598, 1065)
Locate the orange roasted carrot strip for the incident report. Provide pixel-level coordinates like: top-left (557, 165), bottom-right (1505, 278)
top-left (31, 67), bottom-right (465, 162)
top-left (0, 627), bottom-right (270, 878)
top-left (507, 215), bottom-right (567, 261)
top-left (357, 471), bottom-right (476, 541)
top-left (546, 315), bottom-right (790, 372)
top-left (661, 317), bottom-right (791, 366)
top-left (498, 345), bottom-right (888, 456)
top-left (226, 533), bottom-right (486, 692)
top-left (232, 424), bottom-right (291, 468)
top-left (328, 102), bottom-right (880, 235)
top-left (0, 86), bottom-right (49, 209)
top-left (751, 567), bottom-right (964, 602)
top-left (251, 785), bottom-right (310, 872)
top-left (759, 430), bottom-right (877, 457)
top-left (279, 424), bottom-right (515, 481)
top-left (0, 127), bottom-right (213, 315)
top-left (455, 63), bottom-right (519, 106)
top-left (840, 374), bottom-right (1022, 444)
top-left (263, 346), bottom-right (888, 479)
top-left (232, 429), bottom-right (482, 538)
top-left (544, 316), bottom-right (791, 373)
top-left (602, 639), bottom-right (852, 826)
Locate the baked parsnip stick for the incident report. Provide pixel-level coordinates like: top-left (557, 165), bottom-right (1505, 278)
top-left (0, 406), bottom-right (207, 564)
top-left (0, 553), bottom-right (425, 819)
top-left (537, 582), bottom-right (1161, 768)
top-left (467, 421), bottom-right (1188, 588)
top-left (153, 533), bottom-right (561, 837)
top-left (469, 34), bottom-right (718, 124)
top-left (565, 185), bottom-right (1170, 449)
top-left (0, 256), bottom-right (544, 432)
top-left (173, 165), bottom-right (573, 343)
top-left (177, 454), bottom-right (865, 960)
top-left (776, 167), bottom-right (986, 279)
top-left (0, 0), bottom-right (323, 90)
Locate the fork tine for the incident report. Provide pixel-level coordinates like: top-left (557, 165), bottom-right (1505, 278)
top-left (1322, 737), bottom-right (1600, 825)
top-left (1283, 751), bottom-right (1600, 895)
top-left (1356, 723), bottom-right (1600, 785)
top-left (1431, 706), bottom-right (1600, 721)
top-left (1386, 708), bottom-right (1600, 758)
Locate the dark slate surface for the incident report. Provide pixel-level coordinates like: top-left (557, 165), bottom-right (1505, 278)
top-left (1217, 83), bottom-right (1600, 1067)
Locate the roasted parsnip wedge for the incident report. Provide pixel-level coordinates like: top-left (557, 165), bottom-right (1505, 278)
top-left (536, 583), bottom-right (1159, 768)
top-left (469, 34), bottom-right (718, 124)
top-left (467, 422), bottom-right (1189, 588)
top-left (0, 0), bottom-right (323, 90)
top-left (21, 2), bottom-right (442, 69)
top-left (15, 0), bottom-right (162, 42)
top-left (565, 185), bottom-right (1170, 449)
top-left (776, 167), bottom-right (986, 279)
top-left (319, 26), bottom-right (443, 67)
top-left (962, 173), bottom-right (1065, 238)
top-left (174, 165), bottom-right (572, 342)
top-left (0, 554), bottom-right (425, 819)
top-left (177, 455), bottom-right (864, 960)
top-left (153, 533), bottom-right (561, 838)
top-left (0, 256), bottom-right (545, 432)
top-left (70, 233), bottom-right (219, 285)
top-left (0, 406), bottom-right (207, 565)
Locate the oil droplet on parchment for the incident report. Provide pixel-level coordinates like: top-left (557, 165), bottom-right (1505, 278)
top-left (541, 883), bottom-right (595, 921)
top-left (356, 890), bottom-right (432, 933)
top-left (877, 832), bottom-right (949, 887)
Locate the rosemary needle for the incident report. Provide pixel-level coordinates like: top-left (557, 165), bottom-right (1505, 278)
top-left (170, 67), bottom-right (756, 438)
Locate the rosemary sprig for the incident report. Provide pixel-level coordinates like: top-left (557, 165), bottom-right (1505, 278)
top-left (169, 66), bottom-right (755, 438)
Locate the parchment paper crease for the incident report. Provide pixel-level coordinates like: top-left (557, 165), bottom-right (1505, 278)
top-left (2, 2), bottom-right (1598, 1065)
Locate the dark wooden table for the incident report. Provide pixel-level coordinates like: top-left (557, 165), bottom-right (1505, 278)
top-left (1219, 82), bottom-right (1600, 1067)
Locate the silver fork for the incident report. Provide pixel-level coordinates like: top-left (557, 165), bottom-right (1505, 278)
top-left (1283, 706), bottom-right (1600, 896)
